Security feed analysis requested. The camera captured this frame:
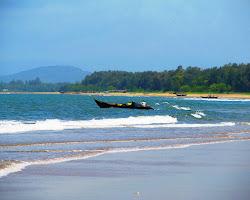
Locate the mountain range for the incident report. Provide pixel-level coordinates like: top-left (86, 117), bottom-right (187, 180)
top-left (0, 66), bottom-right (90, 83)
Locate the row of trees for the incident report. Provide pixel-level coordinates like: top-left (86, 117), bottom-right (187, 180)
top-left (0, 78), bottom-right (66, 92)
top-left (63, 63), bottom-right (250, 93)
top-left (1, 63), bottom-right (249, 93)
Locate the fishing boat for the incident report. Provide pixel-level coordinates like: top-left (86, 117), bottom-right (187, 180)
top-left (201, 94), bottom-right (218, 99)
top-left (94, 99), bottom-right (153, 110)
top-left (176, 93), bottom-right (187, 97)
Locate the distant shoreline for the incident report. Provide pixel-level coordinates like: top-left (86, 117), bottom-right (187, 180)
top-left (0, 91), bottom-right (250, 99)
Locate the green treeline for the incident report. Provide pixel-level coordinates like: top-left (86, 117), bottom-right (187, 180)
top-left (1, 63), bottom-right (249, 93)
top-left (0, 78), bottom-right (66, 92)
top-left (62, 63), bottom-right (250, 93)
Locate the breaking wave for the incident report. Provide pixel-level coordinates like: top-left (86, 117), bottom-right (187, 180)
top-left (1, 139), bottom-right (248, 178)
top-left (191, 111), bottom-right (206, 119)
top-left (0, 151), bottom-right (104, 178)
top-left (0, 117), bottom-right (236, 134)
top-left (172, 105), bottom-right (191, 111)
top-left (132, 122), bottom-right (235, 128)
top-left (0, 115), bottom-right (177, 134)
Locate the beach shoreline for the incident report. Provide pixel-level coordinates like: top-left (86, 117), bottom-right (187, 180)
top-left (0, 91), bottom-right (250, 99)
top-left (0, 140), bottom-right (249, 200)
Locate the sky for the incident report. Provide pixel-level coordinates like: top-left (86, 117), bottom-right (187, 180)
top-left (0, 0), bottom-right (250, 75)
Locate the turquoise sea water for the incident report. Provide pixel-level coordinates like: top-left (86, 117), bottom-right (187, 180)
top-left (0, 94), bottom-right (250, 177)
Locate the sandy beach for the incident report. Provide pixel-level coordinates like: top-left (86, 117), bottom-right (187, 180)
top-left (1, 1), bottom-right (249, 200)
top-left (0, 91), bottom-right (250, 99)
top-left (1, 141), bottom-right (250, 200)
top-left (101, 92), bottom-right (250, 99)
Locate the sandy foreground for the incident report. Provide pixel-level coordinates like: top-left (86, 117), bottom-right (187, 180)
top-left (0, 91), bottom-right (250, 99)
top-left (0, 141), bottom-right (250, 200)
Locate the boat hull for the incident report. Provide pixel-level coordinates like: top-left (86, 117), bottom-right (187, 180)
top-left (201, 94), bottom-right (218, 99)
top-left (94, 99), bottom-right (153, 110)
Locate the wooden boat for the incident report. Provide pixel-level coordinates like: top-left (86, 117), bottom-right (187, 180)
top-left (201, 94), bottom-right (218, 99)
top-left (94, 99), bottom-right (153, 110)
top-left (176, 93), bottom-right (187, 97)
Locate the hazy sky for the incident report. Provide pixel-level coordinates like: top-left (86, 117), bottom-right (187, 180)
top-left (1, 0), bottom-right (250, 74)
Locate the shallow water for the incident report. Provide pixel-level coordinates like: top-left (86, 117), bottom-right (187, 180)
top-left (0, 94), bottom-right (250, 177)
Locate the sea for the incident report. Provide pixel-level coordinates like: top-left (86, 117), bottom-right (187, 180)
top-left (0, 94), bottom-right (250, 178)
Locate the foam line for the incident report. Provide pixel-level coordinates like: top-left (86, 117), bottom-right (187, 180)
top-left (172, 105), bottom-right (191, 111)
top-left (0, 151), bottom-right (105, 178)
top-left (133, 122), bottom-right (235, 128)
top-left (1, 139), bottom-right (249, 178)
top-left (0, 115), bottom-right (177, 134)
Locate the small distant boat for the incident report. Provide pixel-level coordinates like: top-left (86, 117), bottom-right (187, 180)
top-left (94, 99), bottom-right (153, 110)
top-left (201, 94), bottom-right (218, 99)
top-left (176, 93), bottom-right (187, 97)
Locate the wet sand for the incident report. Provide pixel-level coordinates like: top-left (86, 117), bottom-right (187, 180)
top-left (1, 141), bottom-right (250, 200)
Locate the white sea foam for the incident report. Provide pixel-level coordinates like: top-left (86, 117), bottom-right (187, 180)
top-left (240, 122), bottom-right (250, 126)
top-left (172, 105), bottom-right (191, 111)
top-left (133, 122), bottom-right (235, 128)
top-left (0, 145), bottom-right (186, 178)
top-left (1, 138), bottom-right (247, 178)
top-left (0, 151), bottom-right (104, 178)
top-left (0, 116), bottom-right (236, 134)
top-left (190, 113), bottom-right (202, 119)
top-left (0, 115), bottom-right (177, 134)
top-left (0, 162), bottom-right (29, 178)
top-left (107, 144), bottom-right (193, 154)
top-left (196, 111), bottom-right (206, 117)
top-left (190, 111), bottom-right (206, 119)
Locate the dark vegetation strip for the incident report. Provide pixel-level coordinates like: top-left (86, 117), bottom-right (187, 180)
top-left (1, 63), bottom-right (249, 93)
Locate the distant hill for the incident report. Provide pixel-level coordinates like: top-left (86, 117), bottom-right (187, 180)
top-left (0, 66), bottom-right (90, 83)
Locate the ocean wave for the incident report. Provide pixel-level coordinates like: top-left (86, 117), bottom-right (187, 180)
top-left (0, 151), bottom-right (104, 178)
top-left (172, 105), bottom-right (191, 111)
top-left (0, 115), bottom-right (177, 134)
top-left (0, 118), bottom-right (236, 134)
top-left (0, 160), bottom-right (29, 178)
top-left (0, 135), bottom-right (232, 148)
top-left (1, 139), bottom-right (248, 178)
top-left (191, 113), bottom-right (202, 119)
top-left (133, 122), bottom-right (235, 128)
top-left (196, 111), bottom-right (206, 117)
top-left (190, 111), bottom-right (206, 119)
top-left (239, 122), bottom-right (250, 126)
